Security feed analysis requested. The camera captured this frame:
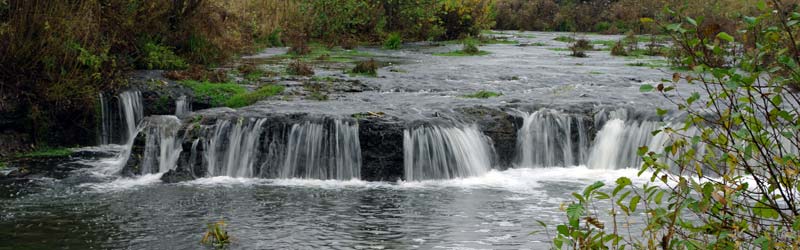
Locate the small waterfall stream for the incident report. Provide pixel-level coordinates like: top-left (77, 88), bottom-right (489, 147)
top-left (97, 91), bottom-right (145, 175)
top-left (403, 125), bottom-right (493, 180)
top-left (141, 116), bottom-right (183, 174)
top-left (204, 118), bottom-right (268, 178)
top-left (175, 96), bottom-right (191, 117)
top-left (515, 109), bottom-right (590, 167)
top-left (280, 120), bottom-right (362, 180)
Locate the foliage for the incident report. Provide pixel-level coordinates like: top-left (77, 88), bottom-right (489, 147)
top-left (180, 80), bottom-right (246, 108)
top-left (551, 2), bottom-right (800, 249)
top-left (139, 42), bottom-right (188, 70)
top-left (554, 36), bottom-right (575, 43)
top-left (383, 33), bottom-right (402, 50)
top-left (225, 85), bottom-right (285, 108)
top-left (286, 60), bottom-right (314, 76)
top-left (201, 220), bottom-right (231, 248)
top-left (351, 59), bottom-right (378, 77)
top-left (16, 147), bottom-right (73, 159)
top-left (462, 90), bottom-right (502, 98)
top-left (569, 39), bottom-right (591, 58)
top-left (610, 40), bottom-right (627, 56)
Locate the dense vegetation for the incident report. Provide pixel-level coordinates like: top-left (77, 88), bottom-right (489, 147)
top-left (551, 1), bottom-right (800, 248)
top-left (494, 0), bottom-right (762, 34)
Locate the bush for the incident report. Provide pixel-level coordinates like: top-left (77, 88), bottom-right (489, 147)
top-left (383, 33), bottom-right (402, 50)
top-left (201, 221), bottom-right (230, 248)
top-left (140, 42), bottom-right (188, 70)
top-left (610, 40), bottom-right (627, 56)
top-left (351, 59), bottom-right (378, 76)
top-left (569, 39), bottom-right (591, 57)
top-left (225, 85), bottom-right (285, 108)
top-left (552, 4), bottom-right (800, 249)
top-left (287, 60), bottom-right (314, 76)
top-left (462, 38), bottom-right (481, 55)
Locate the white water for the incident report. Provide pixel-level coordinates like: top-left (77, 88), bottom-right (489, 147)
top-left (587, 118), bottom-right (670, 169)
top-left (175, 95), bottom-right (191, 117)
top-left (404, 125), bottom-right (493, 180)
top-left (95, 91), bottom-right (144, 175)
top-left (516, 109), bottom-right (589, 167)
top-left (281, 120), bottom-right (362, 180)
top-left (204, 118), bottom-right (268, 178)
top-left (141, 116), bottom-right (183, 174)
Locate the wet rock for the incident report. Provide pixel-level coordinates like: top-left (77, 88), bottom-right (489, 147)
top-left (459, 106), bottom-right (520, 169)
top-left (127, 70), bottom-right (197, 115)
top-left (121, 134), bottom-right (146, 177)
top-left (161, 168), bottom-right (195, 183)
top-left (358, 116), bottom-right (405, 181)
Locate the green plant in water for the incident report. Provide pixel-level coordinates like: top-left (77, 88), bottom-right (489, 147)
top-left (201, 220), bottom-right (230, 248)
top-left (383, 33), bottom-right (402, 50)
top-left (462, 38), bottom-right (480, 54)
top-left (225, 85), bottom-right (285, 108)
top-left (462, 90), bottom-right (502, 99)
top-left (140, 42), bottom-right (187, 70)
top-left (350, 59), bottom-right (378, 76)
top-left (17, 147), bottom-right (73, 158)
top-left (180, 80), bottom-right (247, 107)
top-left (554, 36), bottom-right (575, 43)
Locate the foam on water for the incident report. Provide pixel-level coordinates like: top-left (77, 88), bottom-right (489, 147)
top-left (81, 173), bottom-right (164, 192)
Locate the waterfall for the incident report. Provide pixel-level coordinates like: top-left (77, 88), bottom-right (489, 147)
top-left (98, 93), bottom-right (113, 145)
top-left (404, 125), bottom-right (493, 180)
top-left (204, 118), bottom-right (268, 178)
top-left (119, 91), bottom-right (144, 143)
top-left (141, 116), bottom-right (183, 174)
top-left (587, 118), bottom-right (667, 169)
top-left (280, 120), bottom-right (362, 180)
top-left (175, 96), bottom-right (191, 117)
top-left (516, 109), bottom-right (590, 167)
top-left (97, 91), bottom-right (145, 175)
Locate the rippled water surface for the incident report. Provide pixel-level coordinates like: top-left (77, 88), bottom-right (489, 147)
top-left (0, 167), bottom-right (651, 250)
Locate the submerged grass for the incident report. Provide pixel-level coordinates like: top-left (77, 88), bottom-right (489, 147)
top-left (462, 90), bottom-right (502, 99)
top-left (180, 80), bottom-right (247, 107)
top-left (17, 147), bottom-right (73, 158)
top-left (282, 43), bottom-right (373, 63)
top-left (226, 85), bottom-right (285, 108)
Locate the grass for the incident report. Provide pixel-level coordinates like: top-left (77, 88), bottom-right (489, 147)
top-left (548, 48), bottom-right (571, 52)
top-left (384, 33), bottom-right (402, 49)
top-left (434, 50), bottom-right (491, 56)
top-left (480, 38), bottom-right (519, 45)
top-left (589, 71), bottom-right (604, 75)
top-left (225, 85), bottom-right (285, 108)
top-left (244, 70), bottom-right (265, 81)
top-left (180, 80), bottom-right (247, 107)
top-left (0, 162), bottom-right (6, 170)
top-left (462, 90), bottom-right (502, 99)
top-left (349, 59), bottom-right (378, 77)
top-left (17, 147), bottom-right (73, 158)
top-left (435, 38), bottom-right (490, 56)
top-left (201, 221), bottom-right (231, 248)
top-left (554, 36), bottom-right (575, 43)
top-left (626, 60), bottom-right (669, 68)
top-left (282, 43), bottom-right (373, 63)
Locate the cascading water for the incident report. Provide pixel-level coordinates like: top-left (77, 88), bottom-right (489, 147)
top-left (515, 109), bottom-right (590, 167)
top-left (586, 118), bottom-right (668, 169)
top-left (204, 118), bottom-right (268, 178)
top-left (141, 116), bottom-right (183, 174)
top-left (98, 93), bottom-right (114, 145)
top-left (280, 120), bottom-right (362, 180)
top-left (175, 96), bottom-right (191, 117)
top-left (96, 91), bottom-right (145, 175)
top-left (200, 118), bottom-right (362, 179)
top-left (404, 125), bottom-right (493, 180)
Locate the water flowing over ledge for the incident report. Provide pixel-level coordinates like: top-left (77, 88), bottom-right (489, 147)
top-left (404, 125), bottom-right (494, 180)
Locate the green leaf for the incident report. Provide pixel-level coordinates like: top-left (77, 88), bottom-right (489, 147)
top-left (757, 0), bottom-right (767, 11)
top-left (744, 16), bottom-right (757, 25)
top-left (613, 177), bottom-right (632, 196)
top-left (535, 220), bottom-right (548, 228)
top-left (687, 92), bottom-right (700, 105)
top-left (717, 32), bottom-right (734, 43)
top-left (654, 190), bottom-right (665, 205)
top-left (640, 84), bottom-right (654, 92)
top-left (583, 181), bottom-right (605, 198)
top-left (656, 108), bottom-right (668, 116)
top-left (640, 17), bottom-right (655, 23)
top-left (629, 195), bottom-right (641, 212)
top-left (567, 203), bottom-right (584, 227)
top-left (686, 17), bottom-right (697, 26)
top-left (556, 225), bottom-right (569, 236)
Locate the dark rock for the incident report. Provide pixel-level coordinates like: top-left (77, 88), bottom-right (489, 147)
top-left (459, 106), bottom-right (521, 169)
top-left (161, 168), bottom-right (196, 183)
top-left (358, 116), bottom-right (405, 181)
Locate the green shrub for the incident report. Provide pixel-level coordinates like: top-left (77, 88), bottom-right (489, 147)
top-left (140, 42), bottom-right (188, 70)
top-left (383, 33), bottom-right (402, 50)
top-left (225, 85), bottom-right (285, 108)
top-left (287, 60), bottom-right (314, 76)
top-left (462, 90), bottom-right (502, 99)
top-left (610, 40), bottom-right (627, 56)
top-left (201, 221), bottom-right (230, 248)
top-left (351, 59), bottom-right (378, 76)
top-left (180, 80), bottom-right (247, 107)
top-left (462, 38), bottom-right (481, 55)
top-left (569, 39), bottom-right (591, 57)
top-left (267, 29), bottom-right (283, 47)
